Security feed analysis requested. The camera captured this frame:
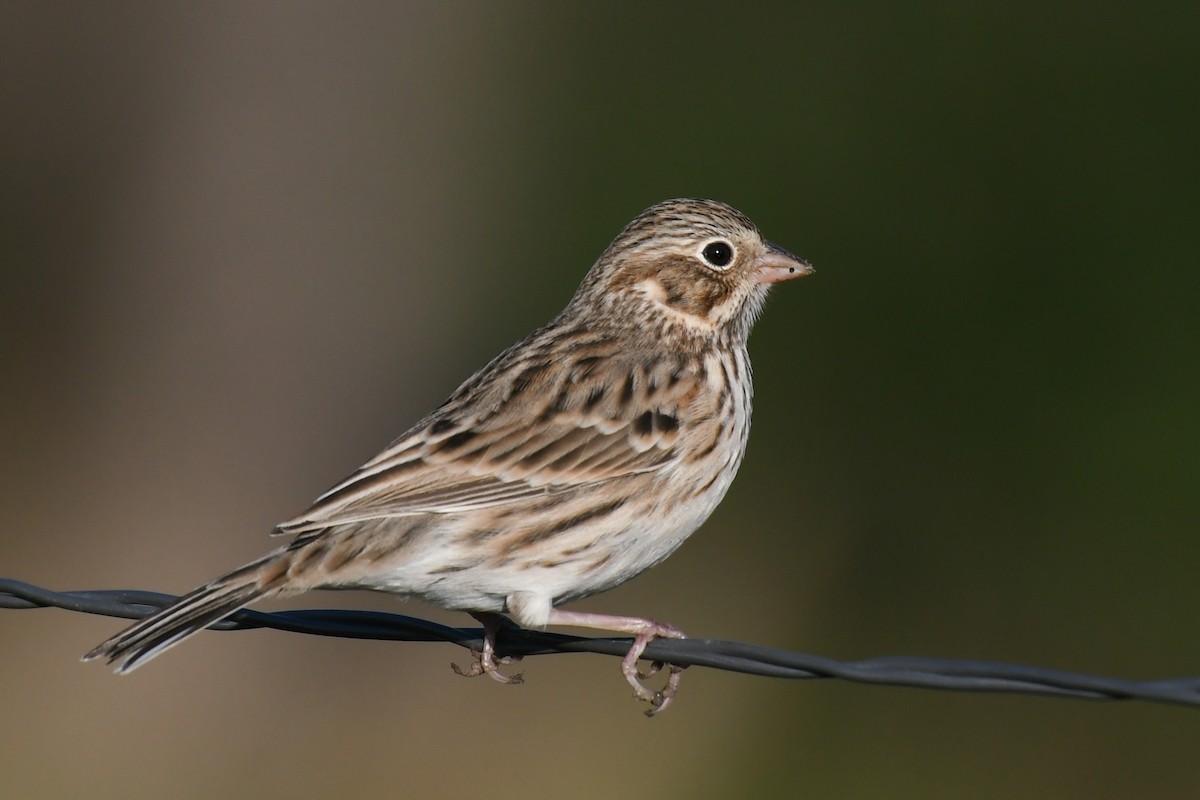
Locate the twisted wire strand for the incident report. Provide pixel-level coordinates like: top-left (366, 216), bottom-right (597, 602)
top-left (4, 578), bottom-right (1197, 708)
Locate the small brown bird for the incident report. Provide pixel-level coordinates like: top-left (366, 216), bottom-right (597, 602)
top-left (85, 198), bottom-right (812, 714)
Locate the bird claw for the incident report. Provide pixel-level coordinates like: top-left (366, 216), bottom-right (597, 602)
top-left (451, 650), bottom-right (524, 684)
top-left (450, 656), bottom-right (485, 678)
top-left (619, 622), bottom-right (687, 716)
top-left (631, 661), bottom-right (685, 716)
top-left (637, 660), bottom-right (665, 680)
top-left (452, 612), bottom-right (524, 684)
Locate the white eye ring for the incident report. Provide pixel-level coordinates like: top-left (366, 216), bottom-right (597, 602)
top-left (698, 239), bottom-right (736, 270)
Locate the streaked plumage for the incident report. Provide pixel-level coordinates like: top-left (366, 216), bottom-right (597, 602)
top-left (84, 198), bottom-right (812, 714)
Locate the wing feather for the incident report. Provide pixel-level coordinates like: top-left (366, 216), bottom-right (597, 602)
top-left (276, 344), bottom-right (704, 534)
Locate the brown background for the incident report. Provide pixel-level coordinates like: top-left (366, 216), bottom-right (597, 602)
top-left (3, 3), bottom-right (1198, 798)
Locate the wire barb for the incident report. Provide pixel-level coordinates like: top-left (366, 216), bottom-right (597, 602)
top-left (4, 577), bottom-right (1199, 709)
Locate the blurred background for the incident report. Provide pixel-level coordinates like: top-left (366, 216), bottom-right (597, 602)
top-left (2, 2), bottom-right (1198, 798)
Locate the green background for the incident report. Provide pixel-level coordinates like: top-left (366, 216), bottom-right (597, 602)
top-left (3, 3), bottom-right (1197, 798)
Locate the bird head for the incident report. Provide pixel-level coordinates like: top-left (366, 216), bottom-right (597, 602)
top-left (572, 199), bottom-right (812, 346)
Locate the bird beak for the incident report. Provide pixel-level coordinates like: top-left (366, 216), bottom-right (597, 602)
top-left (755, 241), bottom-right (813, 284)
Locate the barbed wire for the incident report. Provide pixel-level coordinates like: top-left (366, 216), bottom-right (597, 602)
top-left (4, 577), bottom-right (1198, 709)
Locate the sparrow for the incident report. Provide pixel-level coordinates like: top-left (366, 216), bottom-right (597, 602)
top-left (85, 198), bottom-right (812, 715)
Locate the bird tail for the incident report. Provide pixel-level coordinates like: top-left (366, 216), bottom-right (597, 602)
top-left (83, 547), bottom-right (296, 673)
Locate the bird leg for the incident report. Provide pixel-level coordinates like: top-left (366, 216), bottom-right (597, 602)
top-left (451, 611), bottom-right (524, 684)
top-left (544, 609), bottom-right (686, 716)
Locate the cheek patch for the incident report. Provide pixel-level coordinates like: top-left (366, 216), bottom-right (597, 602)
top-left (656, 269), bottom-right (732, 320)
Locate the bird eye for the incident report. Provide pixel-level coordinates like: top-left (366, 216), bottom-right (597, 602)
top-left (700, 240), bottom-right (734, 269)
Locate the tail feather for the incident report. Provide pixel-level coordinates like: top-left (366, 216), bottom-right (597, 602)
top-left (83, 551), bottom-right (288, 673)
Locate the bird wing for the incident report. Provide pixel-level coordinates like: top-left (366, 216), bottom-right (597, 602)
top-left (275, 346), bottom-right (704, 534)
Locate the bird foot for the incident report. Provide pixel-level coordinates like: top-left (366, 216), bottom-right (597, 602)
top-left (619, 622), bottom-right (687, 716)
top-left (451, 612), bottom-right (524, 684)
top-left (543, 609), bottom-right (688, 715)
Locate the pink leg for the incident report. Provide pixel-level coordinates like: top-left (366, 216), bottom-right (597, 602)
top-left (545, 609), bottom-right (686, 716)
top-left (451, 612), bottom-right (524, 684)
